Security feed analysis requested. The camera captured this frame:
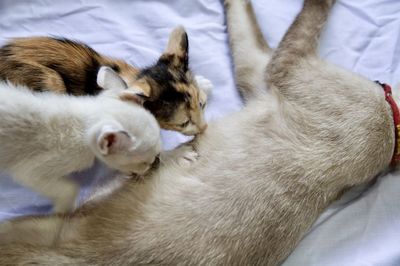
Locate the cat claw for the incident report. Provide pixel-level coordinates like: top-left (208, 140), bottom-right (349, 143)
top-left (171, 144), bottom-right (199, 167)
top-left (178, 149), bottom-right (199, 167)
top-left (160, 144), bottom-right (199, 167)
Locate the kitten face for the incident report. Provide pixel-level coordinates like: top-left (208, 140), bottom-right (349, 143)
top-left (138, 63), bottom-right (207, 135)
top-left (126, 27), bottom-right (208, 136)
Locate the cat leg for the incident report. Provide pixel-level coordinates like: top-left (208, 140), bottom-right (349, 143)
top-left (0, 214), bottom-right (82, 246)
top-left (0, 59), bottom-right (66, 93)
top-left (1, 172), bottom-right (79, 246)
top-left (160, 144), bottom-right (199, 168)
top-left (13, 174), bottom-right (79, 214)
top-left (267, 0), bottom-right (336, 90)
top-left (224, 0), bottom-right (272, 101)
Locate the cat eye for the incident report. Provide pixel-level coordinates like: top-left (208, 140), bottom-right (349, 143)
top-left (200, 102), bottom-right (206, 109)
top-left (179, 120), bottom-right (190, 128)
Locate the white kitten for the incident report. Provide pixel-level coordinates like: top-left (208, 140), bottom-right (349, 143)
top-left (0, 66), bottom-right (161, 213)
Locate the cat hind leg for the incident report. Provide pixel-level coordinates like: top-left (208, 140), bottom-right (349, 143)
top-left (224, 0), bottom-right (272, 102)
top-left (0, 59), bottom-right (66, 92)
top-left (267, 0), bottom-right (336, 90)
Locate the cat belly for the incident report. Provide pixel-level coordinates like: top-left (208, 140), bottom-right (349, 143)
top-left (67, 102), bottom-right (295, 263)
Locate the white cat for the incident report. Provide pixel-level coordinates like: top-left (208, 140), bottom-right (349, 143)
top-left (0, 66), bottom-right (161, 213)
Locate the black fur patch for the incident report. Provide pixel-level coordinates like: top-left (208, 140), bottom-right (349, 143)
top-left (84, 58), bottom-right (102, 95)
top-left (52, 37), bottom-right (101, 58)
top-left (45, 37), bottom-right (103, 95)
top-left (139, 59), bottom-right (187, 120)
top-left (46, 59), bottom-right (102, 96)
top-left (180, 32), bottom-right (189, 72)
top-left (139, 60), bottom-right (187, 97)
top-left (110, 64), bottom-right (121, 73)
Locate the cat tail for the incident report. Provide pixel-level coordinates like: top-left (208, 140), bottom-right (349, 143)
top-left (267, 0), bottom-right (336, 89)
top-left (224, 0), bottom-right (272, 102)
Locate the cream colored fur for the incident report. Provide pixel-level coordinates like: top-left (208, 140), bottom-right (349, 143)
top-left (0, 0), bottom-right (395, 265)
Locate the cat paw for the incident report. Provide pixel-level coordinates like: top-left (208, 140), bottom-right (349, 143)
top-left (177, 146), bottom-right (199, 167)
top-left (161, 144), bottom-right (199, 167)
top-left (195, 75), bottom-right (213, 96)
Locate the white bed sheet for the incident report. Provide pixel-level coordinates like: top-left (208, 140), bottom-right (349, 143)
top-left (0, 0), bottom-right (399, 265)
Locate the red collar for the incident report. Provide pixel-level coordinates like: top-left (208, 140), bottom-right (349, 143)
top-left (377, 82), bottom-right (400, 165)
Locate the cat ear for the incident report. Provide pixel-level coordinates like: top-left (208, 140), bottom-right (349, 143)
top-left (98, 126), bottom-right (136, 155)
top-left (119, 79), bottom-right (152, 104)
top-left (97, 66), bottom-right (127, 91)
top-left (163, 26), bottom-right (189, 71)
top-left (131, 78), bottom-right (152, 98)
top-left (119, 89), bottom-right (150, 105)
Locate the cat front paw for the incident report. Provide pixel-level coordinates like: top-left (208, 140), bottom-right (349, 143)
top-left (195, 75), bottom-right (213, 96)
top-left (177, 145), bottom-right (199, 167)
top-left (161, 144), bottom-right (199, 168)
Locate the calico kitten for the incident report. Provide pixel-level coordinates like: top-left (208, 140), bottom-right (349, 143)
top-left (0, 27), bottom-right (208, 135)
top-left (0, 0), bottom-right (394, 265)
top-left (0, 66), bottom-right (161, 214)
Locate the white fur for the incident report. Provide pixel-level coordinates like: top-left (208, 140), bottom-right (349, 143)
top-left (0, 74), bottom-right (161, 213)
top-left (195, 75), bottom-right (213, 97)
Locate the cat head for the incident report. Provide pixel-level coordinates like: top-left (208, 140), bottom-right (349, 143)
top-left (94, 67), bottom-right (161, 175)
top-left (118, 27), bottom-right (208, 136)
top-left (91, 122), bottom-right (161, 175)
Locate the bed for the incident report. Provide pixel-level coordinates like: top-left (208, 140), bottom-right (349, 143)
top-left (0, 0), bottom-right (399, 265)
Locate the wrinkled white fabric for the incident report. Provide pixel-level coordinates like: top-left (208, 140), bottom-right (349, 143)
top-left (0, 1), bottom-right (399, 265)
